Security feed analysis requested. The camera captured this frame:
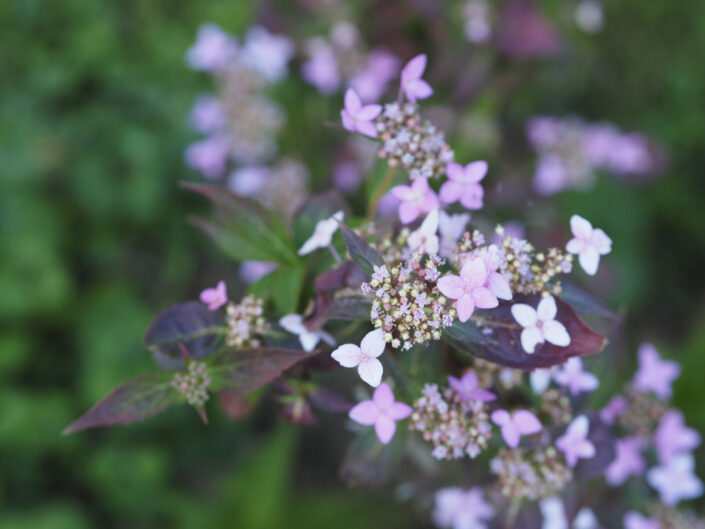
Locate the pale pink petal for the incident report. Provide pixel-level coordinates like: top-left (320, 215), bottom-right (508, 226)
top-left (358, 357), bottom-right (383, 387)
top-left (459, 186), bottom-right (484, 210)
top-left (439, 180), bottom-right (463, 204)
top-left (566, 238), bottom-right (584, 254)
top-left (344, 88), bottom-right (361, 113)
top-left (501, 422), bottom-right (521, 448)
top-left (577, 440), bottom-right (596, 459)
top-left (355, 120), bottom-right (378, 138)
top-left (570, 415), bottom-right (590, 438)
top-left (520, 327), bottom-right (544, 354)
top-left (299, 332), bottom-right (321, 352)
top-left (401, 54), bottom-right (427, 81)
top-left (356, 104), bottom-right (382, 121)
top-left (331, 344), bottom-right (362, 367)
top-left (408, 79), bottom-right (433, 99)
top-left (340, 109), bottom-right (356, 132)
top-left (579, 245), bottom-right (601, 275)
top-left (488, 273), bottom-right (512, 300)
top-left (472, 287), bottom-right (498, 309)
top-left (456, 293), bottom-right (476, 322)
top-left (390, 184), bottom-right (413, 200)
top-left (447, 375), bottom-right (465, 395)
top-left (592, 228), bottom-right (612, 254)
top-left (375, 414), bottom-right (396, 444)
top-left (511, 304), bottom-right (538, 327)
top-left (398, 202), bottom-right (421, 224)
top-left (319, 330), bottom-right (337, 347)
top-left (389, 401), bottom-right (413, 421)
top-left (513, 410), bottom-right (542, 435)
top-left (460, 257), bottom-right (487, 286)
top-left (464, 161), bottom-right (488, 183)
top-left (537, 295), bottom-right (557, 321)
top-left (279, 314), bottom-right (306, 334)
top-left (491, 409), bottom-right (510, 425)
top-left (349, 400), bottom-right (379, 425)
top-left (437, 275), bottom-right (465, 299)
top-left (571, 214), bottom-right (593, 239)
top-left (373, 382), bottom-right (395, 409)
top-left (469, 388), bottom-right (496, 402)
top-left (360, 328), bottom-right (386, 358)
top-left (445, 162), bottom-right (465, 181)
top-left (542, 320), bottom-right (570, 347)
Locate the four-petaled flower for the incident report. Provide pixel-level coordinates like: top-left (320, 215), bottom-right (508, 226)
top-left (407, 209), bottom-right (440, 255)
top-left (511, 296), bottom-right (570, 354)
top-left (349, 382), bottom-right (412, 444)
top-left (391, 177), bottom-right (439, 224)
top-left (400, 54), bottom-right (433, 103)
top-left (440, 161), bottom-right (487, 209)
top-left (438, 257), bottom-right (498, 323)
top-left (438, 211), bottom-right (470, 258)
top-left (605, 436), bottom-right (645, 486)
top-left (565, 214), bottom-right (612, 276)
top-left (200, 280), bottom-right (228, 311)
top-left (471, 246), bottom-right (512, 301)
top-left (340, 88), bottom-right (382, 138)
top-left (448, 371), bottom-right (496, 402)
top-left (279, 314), bottom-right (336, 352)
top-left (556, 415), bottom-right (596, 467)
top-left (331, 328), bottom-right (387, 387)
top-left (432, 487), bottom-right (494, 529)
top-left (554, 358), bottom-right (599, 396)
top-left (647, 453), bottom-right (704, 506)
top-left (632, 342), bottom-right (680, 400)
top-left (491, 409), bottom-right (542, 448)
top-left (653, 409), bottom-right (701, 465)
top-left (186, 24), bottom-right (236, 73)
top-left (298, 210), bottom-right (344, 255)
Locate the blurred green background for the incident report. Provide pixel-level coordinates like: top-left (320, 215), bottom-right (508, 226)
top-left (1, 0), bottom-right (704, 527)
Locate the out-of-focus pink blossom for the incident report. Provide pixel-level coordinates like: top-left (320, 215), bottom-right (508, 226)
top-left (556, 415), bottom-right (596, 467)
top-left (340, 88), bottom-right (382, 138)
top-left (349, 382), bottom-right (412, 444)
top-left (391, 177), bottom-right (439, 224)
top-left (400, 54), bottom-right (433, 103)
top-left (465, 246), bottom-right (512, 301)
top-left (647, 453), bottom-right (704, 506)
top-left (298, 211), bottom-right (344, 256)
top-left (349, 49), bottom-right (400, 102)
top-left (653, 410), bottom-right (701, 465)
top-left (600, 395), bottom-right (628, 425)
top-left (189, 95), bottom-right (226, 134)
top-left (228, 166), bottom-right (269, 196)
top-left (241, 26), bottom-right (294, 82)
top-left (448, 371), bottom-right (496, 402)
top-left (438, 211), bottom-right (470, 258)
top-left (200, 280), bottom-right (227, 311)
top-left (186, 24), bottom-right (236, 73)
top-left (511, 296), bottom-right (570, 354)
top-left (491, 409), bottom-right (541, 448)
top-left (279, 313), bottom-right (335, 353)
top-left (331, 328), bottom-right (386, 387)
top-left (439, 161), bottom-right (487, 209)
top-left (437, 257), bottom-right (498, 322)
top-left (566, 215), bottom-right (612, 276)
top-left (605, 436), bottom-right (645, 486)
top-left (623, 512), bottom-right (660, 529)
top-left (432, 486), bottom-right (494, 529)
top-left (632, 342), bottom-right (680, 400)
top-left (554, 358), bottom-right (599, 396)
top-left (239, 261), bottom-right (277, 284)
top-left (185, 135), bottom-right (230, 179)
top-left (575, 0), bottom-right (604, 33)
top-left (407, 209), bottom-right (440, 255)
top-left (301, 39), bottom-right (340, 94)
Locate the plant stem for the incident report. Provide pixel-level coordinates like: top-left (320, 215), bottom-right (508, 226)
top-left (366, 165), bottom-right (396, 221)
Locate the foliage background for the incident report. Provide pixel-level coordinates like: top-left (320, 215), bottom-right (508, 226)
top-left (1, 0), bottom-right (704, 527)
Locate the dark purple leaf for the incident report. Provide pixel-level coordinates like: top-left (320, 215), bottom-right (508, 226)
top-left (558, 282), bottom-right (618, 321)
top-left (305, 261), bottom-right (371, 329)
top-left (443, 295), bottom-right (608, 369)
top-left (339, 428), bottom-right (406, 489)
top-left (574, 412), bottom-right (616, 480)
top-left (207, 347), bottom-right (311, 394)
top-left (143, 301), bottom-right (224, 366)
top-left (339, 224), bottom-right (385, 275)
top-left (495, 0), bottom-right (563, 59)
top-left (63, 372), bottom-right (181, 434)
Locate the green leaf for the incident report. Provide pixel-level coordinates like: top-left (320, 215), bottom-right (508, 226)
top-left (62, 371), bottom-right (182, 434)
top-left (339, 224), bottom-right (384, 275)
top-left (558, 281), bottom-right (618, 320)
top-left (249, 265), bottom-right (305, 314)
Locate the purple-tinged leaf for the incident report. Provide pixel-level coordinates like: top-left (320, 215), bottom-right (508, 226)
top-left (63, 372), bottom-right (181, 434)
top-left (143, 301), bottom-right (224, 367)
top-left (339, 224), bottom-right (385, 275)
top-left (574, 412), bottom-right (616, 480)
top-left (207, 347), bottom-right (311, 394)
top-left (443, 295), bottom-right (607, 369)
top-left (558, 282), bottom-right (618, 321)
top-left (339, 427), bottom-right (406, 489)
top-left (305, 261), bottom-right (370, 329)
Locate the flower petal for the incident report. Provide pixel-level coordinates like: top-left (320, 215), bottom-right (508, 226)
top-left (472, 287), bottom-right (498, 309)
top-left (460, 257), bottom-right (487, 286)
top-left (456, 293), bottom-right (475, 322)
top-left (570, 214), bottom-right (593, 239)
top-left (542, 320), bottom-right (571, 347)
top-left (299, 332), bottom-right (321, 352)
top-left (360, 328), bottom-right (386, 358)
top-left (513, 410), bottom-right (542, 435)
top-left (279, 314), bottom-right (306, 334)
top-left (491, 409), bottom-right (510, 426)
top-left (389, 401), bottom-right (413, 421)
top-left (488, 273), bottom-right (512, 300)
top-left (398, 202), bottom-right (421, 224)
top-left (349, 400), bottom-right (379, 425)
top-left (344, 88), bottom-right (361, 113)
top-left (375, 414), bottom-right (397, 445)
top-left (579, 245), bottom-right (601, 275)
top-left (501, 423), bottom-right (521, 448)
top-left (437, 275), bottom-right (465, 300)
top-left (511, 304), bottom-right (538, 327)
top-left (401, 54), bottom-right (427, 82)
top-left (372, 382), bottom-right (395, 409)
top-left (331, 344), bottom-right (362, 368)
top-left (464, 161), bottom-right (488, 183)
top-left (520, 327), bottom-right (544, 354)
top-left (537, 295), bottom-right (557, 321)
top-left (356, 104), bottom-right (383, 121)
top-left (358, 357), bottom-right (383, 387)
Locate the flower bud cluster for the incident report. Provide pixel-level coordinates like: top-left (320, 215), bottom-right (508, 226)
top-left (225, 295), bottom-right (269, 348)
top-left (472, 358), bottom-right (523, 390)
top-left (454, 226), bottom-right (572, 295)
top-left (490, 446), bottom-right (572, 500)
top-left (614, 388), bottom-right (668, 437)
top-left (172, 361), bottom-right (211, 407)
top-left (540, 388), bottom-right (573, 426)
top-left (409, 383), bottom-right (492, 460)
top-left (374, 102), bottom-right (454, 180)
top-left (361, 255), bottom-right (455, 351)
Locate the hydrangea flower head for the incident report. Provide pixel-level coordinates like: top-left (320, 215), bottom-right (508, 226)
top-left (340, 88), bottom-right (382, 138)
top-left (200, 280), bottom-right (228, 311)
top-left (565, 214), bottom-right (612, 275)
top-left (554, 358), bottom-right (599, 396)
top-left (653, 409), bottom-right (701, 465)
top-left (391, 177), bottom-right (439, 224)
top-left (439, 161), bottom-right (487, 209)
top-left (407, 209), bottom-right (440, 255)
top-left (437, 257), bottom-right (498, 322)
top-left (556, 415), bottom-right (596, 467)
top-left (400, 54), bottom-right (433, 103)
top-left (349, 382), bottom-right (412, 444)
top-left (298, 211), bottom-right (344, 256)
top-left (511, 296), bottom-right (570, 354)
top-left (186, 24), bottom-right (236, 72)
top-left (647, 453), bottom-right (704, 506)
top-left (605, 436), bottom-right (645, 486)
top-left (331, 328), bottom-right (386, 387)
top-left (279, 314), bottom-right (336, 352)
top-left (447, 371), bottom-right (496, 402)
top-left (632, 342), bottom-right (680, 399)
top-left (491, 409), bottom-right (542, 448)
